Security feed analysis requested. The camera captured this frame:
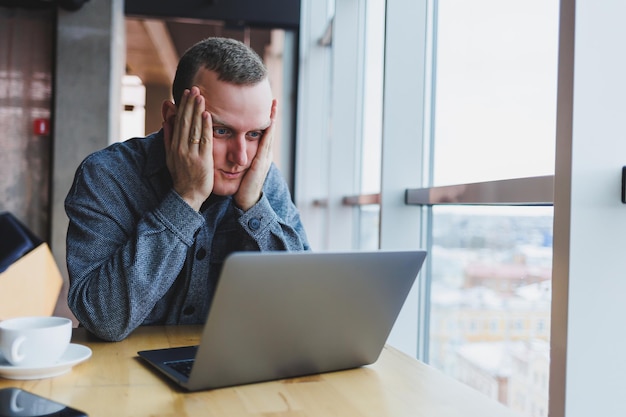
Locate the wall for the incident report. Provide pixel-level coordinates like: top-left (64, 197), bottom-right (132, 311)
top-left (51, 0), bottom-right (124, 320)
top-left (0, 8), bottom-right (53, 239)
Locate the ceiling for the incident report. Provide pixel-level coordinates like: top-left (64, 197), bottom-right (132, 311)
top-left (123, 0), bottom-right (299, 89)
top-left (125, 17), bottom-right (273, 88)
top-left (0, 0), bottom-right (296, 90)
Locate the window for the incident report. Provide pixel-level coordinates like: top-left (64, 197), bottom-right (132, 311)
top-left (297, 1), bottom-right (626, 416)
top-left (427, 1), bottom-right (559, 416)
top-left (297, 0), bottom-right (558, 415)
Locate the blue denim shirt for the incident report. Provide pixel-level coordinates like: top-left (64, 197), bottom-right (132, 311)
top-left (65, 131), bottom-right (310, 341)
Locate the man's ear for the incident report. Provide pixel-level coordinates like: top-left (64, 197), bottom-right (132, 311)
top-left (161, 100), bottom-right (176, 122)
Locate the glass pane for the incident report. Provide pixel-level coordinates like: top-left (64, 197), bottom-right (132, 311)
top-left (357, 0), bottom-right (385, 250)
top-left (433, 0), bottom-right (559, 185)
top-left (429, 205), bottom-right (552, 417)
top-left (357, 206), bottom-right (380, 250)
top-left (360, 0), bottom-right (385, 195)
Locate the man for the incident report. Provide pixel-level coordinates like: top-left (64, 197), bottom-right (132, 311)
top-left (65, 37), bottom-right (310, 342)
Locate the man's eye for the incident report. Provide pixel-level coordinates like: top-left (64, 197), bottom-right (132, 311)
top-left (247, 131), bottom-right (263, 140)
top-left (213, 127), bottom-right (229, 137)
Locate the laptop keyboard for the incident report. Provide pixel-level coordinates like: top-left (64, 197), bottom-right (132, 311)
top-left (165, 359), bottom-right (195, 377)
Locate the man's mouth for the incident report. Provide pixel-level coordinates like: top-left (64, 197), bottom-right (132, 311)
top-left (220, 169), bottom-right (244, 179)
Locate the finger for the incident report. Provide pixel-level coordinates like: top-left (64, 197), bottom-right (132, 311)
top-left (199, 111), bottom-right (213, 153)
top-left (270, 99), bottom-right (277, 120)
top-left (189, 93), bottom-right (205, 150)
top-left (267, 99), bottom-right (277, 148)
top-left (176, 87), bottom-right (199, 153)
top-left (257, 99), bottom-right (277, 160)
top-left (162, 114), bottom-right (174, 150)
top-left (171, 89), bottom-right (191, 151)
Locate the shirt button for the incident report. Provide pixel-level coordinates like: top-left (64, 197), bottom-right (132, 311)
top-left (183, 306), bottom-right (195, 316)
top-left (248, 218), bottom-right (261, 230)
top-left (196, 247), bottom-right (207, 260)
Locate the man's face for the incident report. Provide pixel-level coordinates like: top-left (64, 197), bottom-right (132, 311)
top-left (194, 68), bottom-right (273, 196)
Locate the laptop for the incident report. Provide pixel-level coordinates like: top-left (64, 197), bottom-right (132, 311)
top-left (138, 249), bottom-right (427, 391)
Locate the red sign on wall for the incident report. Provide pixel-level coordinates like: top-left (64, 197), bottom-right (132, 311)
top-left (33, 118), bottom-right (50, 136)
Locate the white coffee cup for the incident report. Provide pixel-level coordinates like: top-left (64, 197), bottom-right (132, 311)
top-left (0, 316), bottom-right (72, 367)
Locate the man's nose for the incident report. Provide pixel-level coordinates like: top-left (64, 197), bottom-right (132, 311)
top-left (228, 136), bottom-right (248, 166)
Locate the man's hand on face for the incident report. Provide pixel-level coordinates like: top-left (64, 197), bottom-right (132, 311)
top-left (163, 87), bottom-right (214, 212)
top-left (233, 99), bottom-right (277, 212)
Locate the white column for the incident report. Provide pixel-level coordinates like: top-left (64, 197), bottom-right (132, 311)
top-left (551, 1), bottom-right (626, 416)
top-left (379, 0), bottom-right (429, 357)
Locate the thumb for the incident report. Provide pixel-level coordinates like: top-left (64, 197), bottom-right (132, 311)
top-left (162, 115), bottom-right (175, 149)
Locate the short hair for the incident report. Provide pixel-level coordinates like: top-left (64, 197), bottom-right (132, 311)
top-left (172, 37), bottom-right (268, 106)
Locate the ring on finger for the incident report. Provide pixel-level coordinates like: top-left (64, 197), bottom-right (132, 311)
top-left (190, 138), bottom-right (201, 144)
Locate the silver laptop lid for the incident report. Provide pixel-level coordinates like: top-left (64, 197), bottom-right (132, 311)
top-left (186, 250), bottom-right (427, 390)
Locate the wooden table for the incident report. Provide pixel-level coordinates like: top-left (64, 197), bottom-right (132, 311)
top-left (0, 325), bottom-right (523, 417)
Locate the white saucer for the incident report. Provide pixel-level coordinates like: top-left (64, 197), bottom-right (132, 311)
top-left (0, 343), bottom-right (92, 380)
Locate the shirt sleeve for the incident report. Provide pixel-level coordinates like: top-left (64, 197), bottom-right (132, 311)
top-left (65, 151), bottom-right (204, 342)
top-left (235, 164), bottom-right (311, 252)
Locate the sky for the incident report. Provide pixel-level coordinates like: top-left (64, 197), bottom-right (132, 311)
top-left (433, 0), bottom-right (560, 186)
